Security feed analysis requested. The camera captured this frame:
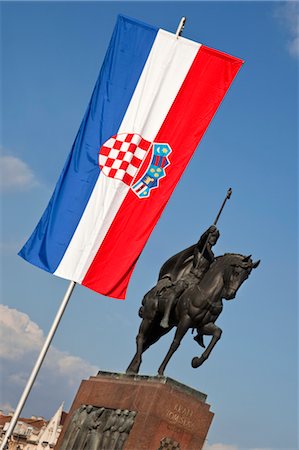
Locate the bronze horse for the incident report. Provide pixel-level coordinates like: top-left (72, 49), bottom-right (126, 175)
top-left (126, 253), bottom-right (260, 375)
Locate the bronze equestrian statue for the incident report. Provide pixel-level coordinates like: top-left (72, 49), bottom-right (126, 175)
top-left (126, 225), bottom-right (260, 376)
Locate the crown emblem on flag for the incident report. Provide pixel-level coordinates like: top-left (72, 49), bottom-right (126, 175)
top-left (132, 143), bottom-right (171, 198)
top-left (99, 133), bottom-right (172, 198)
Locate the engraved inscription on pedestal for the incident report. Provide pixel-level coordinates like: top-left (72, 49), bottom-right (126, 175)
top-left (59, 405), bottom-right (136, 450)
top-left (165, 403), bottom-right (194, 433)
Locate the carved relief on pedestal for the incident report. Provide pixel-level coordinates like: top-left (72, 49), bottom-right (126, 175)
top-left (59, 405), bottom-right (136, 450)
top-left (158, 436), bottom-right (181, 450)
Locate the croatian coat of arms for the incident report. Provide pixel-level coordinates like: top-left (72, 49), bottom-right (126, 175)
top-left (99, 133), bottom-right (172, 198)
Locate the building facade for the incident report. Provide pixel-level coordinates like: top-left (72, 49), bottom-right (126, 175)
top-left (0, 404), bottom-right (66, 450)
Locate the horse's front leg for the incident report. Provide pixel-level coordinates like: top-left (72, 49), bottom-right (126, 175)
top-left (191, 323), bottom-right (222, 368)
top-left (158, 317), bottom-right (192, 376)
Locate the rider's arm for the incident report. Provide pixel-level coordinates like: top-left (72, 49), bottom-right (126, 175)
top-left (194, 225), bottom-right (217, 268)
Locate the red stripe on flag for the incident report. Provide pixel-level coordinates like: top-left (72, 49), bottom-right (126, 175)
top-left (82, 46), bottom-right (243, 299)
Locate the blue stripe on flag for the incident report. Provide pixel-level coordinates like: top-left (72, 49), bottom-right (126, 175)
top-left (19, 15), bottom-right (158, 273)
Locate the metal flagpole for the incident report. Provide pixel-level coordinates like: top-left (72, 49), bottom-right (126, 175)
top-left (0, 280), bottom-right (76, 450)
top-left (175, 17), bottom-right (186, 38)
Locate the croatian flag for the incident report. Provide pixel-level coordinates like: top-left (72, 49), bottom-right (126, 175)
top-left (19, 15), bottom-right (243, 299)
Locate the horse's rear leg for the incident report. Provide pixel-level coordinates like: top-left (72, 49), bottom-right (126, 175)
top-left (157, 317), bottom-right (191, 376)
top-left (127, 323), bottom-right (173, 375)
top-left (126, 318), bottom-right (151, 374)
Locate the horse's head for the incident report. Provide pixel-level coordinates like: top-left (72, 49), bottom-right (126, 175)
top-left (221, 254), bottom-right (260, 300)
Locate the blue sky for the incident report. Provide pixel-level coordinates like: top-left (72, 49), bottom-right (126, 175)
top-left (0, 2), bottom-right (298, 450)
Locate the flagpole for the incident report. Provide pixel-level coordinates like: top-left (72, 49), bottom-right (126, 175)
top-left (175, 17), bottom-right (186, 38)
top-left (0, 280), bottom-right (76, 450)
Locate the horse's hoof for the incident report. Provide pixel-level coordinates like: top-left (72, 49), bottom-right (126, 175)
top-left (126, 366), bottom-right (138, 374)
top-left (191, 357), bottom-right (204, 368)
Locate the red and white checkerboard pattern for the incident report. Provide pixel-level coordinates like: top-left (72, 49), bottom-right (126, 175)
top-left (99, 133), bottom-right (152, 186)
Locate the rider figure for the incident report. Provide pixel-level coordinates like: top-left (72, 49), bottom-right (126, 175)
top-left (158, 225), bottom-right (220, 329)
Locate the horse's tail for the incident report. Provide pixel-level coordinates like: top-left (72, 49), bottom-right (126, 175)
top-left (138, 288), bottom-right (158, 319)
top-left (139, 293), bottom-right (147, 318)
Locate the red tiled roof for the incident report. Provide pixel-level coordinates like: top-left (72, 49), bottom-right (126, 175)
top-left (0, 415), bottom-right (47, 430)
top-left (0, 415), bottom-right (11, 427)
top-left (19, 418), bottom-right (47, 429)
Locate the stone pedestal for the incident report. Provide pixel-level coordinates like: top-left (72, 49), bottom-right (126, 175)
top-left (55, 371), bottom-right (214, 450)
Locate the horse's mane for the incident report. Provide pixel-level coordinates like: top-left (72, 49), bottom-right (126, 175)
top-left (211, 253), bottom-right (249, 269)
top-left (215, 253), bottom-right (247, 261)
top-left (197, 253), bottom-right (250, 286)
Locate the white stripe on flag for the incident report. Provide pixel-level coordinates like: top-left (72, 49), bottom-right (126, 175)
top-left (54, 30), bottom-right (201, 282)
top-left (119, 30), bottom-right (201, 140)
top-left (54, 176), bottom-right (129, 281)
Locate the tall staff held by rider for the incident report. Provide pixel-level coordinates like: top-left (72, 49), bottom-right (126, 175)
top-left (199, 187), bottom-right (232, 259)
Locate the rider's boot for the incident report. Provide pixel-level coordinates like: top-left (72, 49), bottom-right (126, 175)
top-left (160, 310), bottom-right (171, 328)
top-left (160, 281), bottom-right (187, 328)
top-left (160, 298), bottom-right (174, 328)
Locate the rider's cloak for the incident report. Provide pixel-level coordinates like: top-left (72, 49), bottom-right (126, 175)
top-left (158, 228), bottom-right (214, 282)
top-left (158, 244), bottom-right (197, 282)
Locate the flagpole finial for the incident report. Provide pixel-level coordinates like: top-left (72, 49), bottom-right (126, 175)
top-left (175, 17), bottom-right (186, 38)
